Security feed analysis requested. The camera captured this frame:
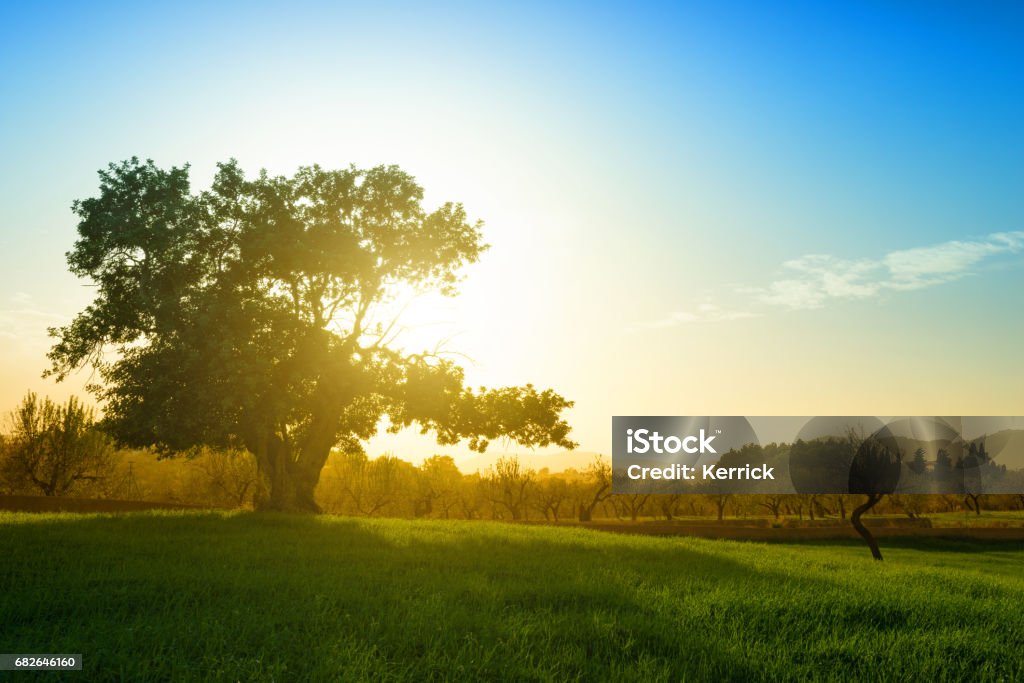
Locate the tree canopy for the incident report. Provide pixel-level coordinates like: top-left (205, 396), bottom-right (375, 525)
top-left (48, 158), bottom-right (576, 510)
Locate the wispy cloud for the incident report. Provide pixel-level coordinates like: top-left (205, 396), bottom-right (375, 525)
top-left (639, 303), bottom-right (758, 329)
top-left (640, 231), bottom-right (1024, 328)
top-left (0, 293), bottom-right (63, 349)
top-left (753, 231), bottom-right (1024, 310)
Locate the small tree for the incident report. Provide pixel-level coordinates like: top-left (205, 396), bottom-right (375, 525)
top-left (194, 447), bottom-right (262, 508)
top-left (847, 430), bottom-right (902, 561)
top-left (617, 493), bottom-right (651, 522)
top-left (0, 435), bottom-right (17, 495)
top-left (658, 493), bottom-right (685, 521)
top-left (706, 493), bottom-right (731, 522)
top-left (532, 473), bottom-right (571, 522)
top-left (415, 455), bottom-right (462, 518)
top-left (959, 440), bottom-right (998, 516)
top-left (576, 456), bottom-right (611, 522)
top-left (455, 473), bottom-right (486, 520)
top-left (484, 455), bottom-right (534, 521)
top-left (759, 494), bottom-right (785, 520)
top-left (2, 392), bottom-right (116, 496)
top-left (338, 452), bottom-right (412, 517)
top-left (908, 447), bottom-right (927, 474)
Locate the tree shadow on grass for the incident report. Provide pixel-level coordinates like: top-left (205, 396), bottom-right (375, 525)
top-left (1, 512), bottom-right (1021, 681)
top-left (0, 512), bottom-right (789, 680)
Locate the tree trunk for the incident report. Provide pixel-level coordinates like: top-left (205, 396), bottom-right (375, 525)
top-left (579, 503), bottom-right (595, 522)
top-left (263, 459), bottom-right (322, 512)
top-left (851, 493), bottom-right (884, 561)
top-left (250, 431), bottom-right (330, 513)
top-left (579, 483), bottom-right (608, 522)
top-left (966, 494), bottom-right (982, 516)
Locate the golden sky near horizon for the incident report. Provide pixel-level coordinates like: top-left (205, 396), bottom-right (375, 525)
top-left (2, 3), bottom-right (1023, 466)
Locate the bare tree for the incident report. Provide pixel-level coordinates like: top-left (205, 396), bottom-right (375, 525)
top-left (485, 456), bottom-right (534, 521)
top-left (2, 393), bottom-right (115, 497)
top-left (337, 452), bottom-right (411, 516)
top-left (759, 495), bottom-right (785, 520)
top-left (658, 494), bottom-right (684, 521)
top-left (889, 493), bottom-right (925, 519)
top-left (834, 494), bottom-right (854, 520)
top-left (415, 455), bottom-right (462, 518)
top-left (455, 473), bottom-right (486, 520)
top-left (706, 493), bottom-right (731, 522)
top-left (194, 447), bottom-right (262, 508)
top-left (577, 456), bottom-right (611, 522)
top-left (532, 475), bottom-right (571, 522)
top-left (616, 493), bottom-right (650, 522)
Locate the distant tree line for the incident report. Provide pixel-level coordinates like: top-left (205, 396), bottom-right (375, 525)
top-left (3, 392), bottom-right (1023, 520)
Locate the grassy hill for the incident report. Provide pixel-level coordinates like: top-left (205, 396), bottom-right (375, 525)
top-left (2, 512), bottom-right (1022, 681)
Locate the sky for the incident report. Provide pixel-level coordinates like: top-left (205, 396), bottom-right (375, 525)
top-left (1, 1), bottom-right (1023, 467)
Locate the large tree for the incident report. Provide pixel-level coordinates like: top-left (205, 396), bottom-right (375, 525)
top-left (48, 158), bottom-right (576, 511)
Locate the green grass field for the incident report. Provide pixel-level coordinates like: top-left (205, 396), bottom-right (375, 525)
top-left (2, 512), bottom-right (1022, 682)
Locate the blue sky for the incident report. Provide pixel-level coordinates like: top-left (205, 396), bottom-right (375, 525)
top-left (1, 1), bottom-right (1022, 462)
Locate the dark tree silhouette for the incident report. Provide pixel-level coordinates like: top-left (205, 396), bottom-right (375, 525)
top-left (909, 447), bottom-right (927, 474)
top-left (848, 432), bottom-right (903, 561)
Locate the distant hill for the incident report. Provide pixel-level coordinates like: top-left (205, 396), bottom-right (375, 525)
top-left (977, 429), bottom-right (1024, 469)
top-left (454, 450), bottom-right (605, 475)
